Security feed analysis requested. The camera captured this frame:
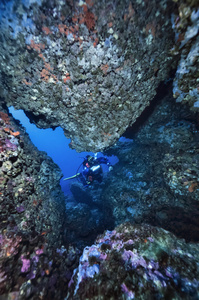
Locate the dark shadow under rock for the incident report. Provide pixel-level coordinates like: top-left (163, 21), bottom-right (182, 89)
top-left (70, 183), bottom-right (94, 206)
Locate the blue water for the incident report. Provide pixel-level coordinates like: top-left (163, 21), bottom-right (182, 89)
top-left (8, 106), bottom-right (119, 195)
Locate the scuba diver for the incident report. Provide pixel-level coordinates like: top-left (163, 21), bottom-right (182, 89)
top-left (64, 154), bottom-right (113, 186)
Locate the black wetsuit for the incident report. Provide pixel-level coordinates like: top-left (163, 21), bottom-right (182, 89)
top-left (80, 156), bottom-right (111, 186)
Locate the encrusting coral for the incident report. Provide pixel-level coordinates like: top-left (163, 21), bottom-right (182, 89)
top-left (0, 110), bottom-right (80, 299)
top-left (67, 223), bottom-right (199, 300)
top-left (0, 0), bottom-right (176, 152)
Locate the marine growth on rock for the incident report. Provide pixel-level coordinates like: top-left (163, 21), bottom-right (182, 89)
top-left (0, 0), bottom-right (176, 152)
top-left (0, 0), bottom-right (199, 299)
top-left (67, 223), bottom-right (199, 300)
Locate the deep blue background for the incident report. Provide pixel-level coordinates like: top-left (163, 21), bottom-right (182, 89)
top-left (9, 107), bottom-right (119, 195)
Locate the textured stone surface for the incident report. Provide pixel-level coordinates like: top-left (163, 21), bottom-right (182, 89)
top-left (104, 89), bottom-right (199, 241)
top-left (0, 1), bottom-right (199, 299)
top-left (64, 182), bottom-right (114, 248)
top-left (67, 223), bottom-right (199, 299)
top-left (172, 0), bottom-right (199, 110)
top-left (64, 87), bottom-right (199, 246)
top-left (0, 105), bottom-right (80, 299)
top-left (0, 0), bottom-right (175, 152)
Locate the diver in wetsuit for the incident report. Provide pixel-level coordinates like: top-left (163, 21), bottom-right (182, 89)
top-left (64, 155), bottom-right (113, 186)
top-left (80, 155), bottom-right (113, 186)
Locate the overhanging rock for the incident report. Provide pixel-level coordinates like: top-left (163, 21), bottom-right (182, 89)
top-left (0, 0), bottom-right (176, 152)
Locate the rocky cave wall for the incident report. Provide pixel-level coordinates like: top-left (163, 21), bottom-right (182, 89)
top-left (64, 85), bottom-right (199, 299)
top-left (0, 0), bottom-right (198, 152)
top-left (0, 0), bottom-right (177, 152)
top-left (171, 0), bottom-right (199, 108)
top-left (0, 103), bottom-right (80, 299)
top-left (1, 80), bottom-right (199, 299)
top-left (67, 86), bottom-right (199, 246)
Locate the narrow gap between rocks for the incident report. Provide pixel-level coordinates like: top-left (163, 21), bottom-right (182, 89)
top-left (8, 106), bottom-right (119, 196)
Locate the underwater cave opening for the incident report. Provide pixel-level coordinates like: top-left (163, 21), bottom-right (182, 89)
top-left (8, 106), bottom-right (119, 196)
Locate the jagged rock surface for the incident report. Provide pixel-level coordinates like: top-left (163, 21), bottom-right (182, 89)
top-left (67, 223), bottom-right (199, 300)
top-left (0, 0), bottom-right (176, 152)
top-left (104, 88), bottom-right (199, 241)
top-left (0, 105), bottom-right (80, 299)
top-left (172, 0), bottom-right (199, 110)
top-left (64, 182), bottom-right (114, 248)
top-left (64, 86), bottom-right (199, 246)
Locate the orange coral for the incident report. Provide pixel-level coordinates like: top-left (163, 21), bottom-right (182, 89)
top-left (72, 15), bottom-right (78, 23)
top-left (128, 2), bottom-right (135, 18)
top-left (45, 269), bottom-right (50, 275)
top-left (101, 64), bottom-right (109, 75)
top-left (0, 112), bottom-right (10, 124)
top-left (63, 73), bottom-right (71, 83)
top-left (82, 4), bottom-right (88, 13)
top-left (124, 3), bottom-right (135, 21)
top-left (4, 127), bottom-right (10, 133)
top-left (44, 62), bottom-right (53, 71)
top-left (3, 127), bottom-right (20, 137)
top-left (102, 132), bottom-right (112, 141)
top-left (42, 26), bottom-right (52, 35)
top-left (38, 53), bottom-right (45, 61)
top-left (33, 200), bottom-right (38, 206)
top-left (22, 79), bottom-right (33, 86)
top-left (188, 182), bottom-right (198, 192)
top-left (146, 22), bottom-right (156, 38)
top-left (40, 68), bottom-right (49, 82)
top-left (40, 68), bottom-right (58, 83)
top-left (10, 130), bottom-right (20, 137)
top-left (58, 24), bottom-right (69, 35)
top-left (85, 11), bottom-right (95, 31)
top-left (93, 37), bottom-right (98, 47)
top-left (27, 40), bottom-right (45, 53)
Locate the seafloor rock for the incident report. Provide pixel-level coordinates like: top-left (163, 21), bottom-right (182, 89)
top-left (64, 182), bottom-right (114, 248)
top-left (0, 107), bottom-right (80, 299)
top-left (67, 222), bottom-right (199, 299)
top-left (172, 0), bottom-right (199, 110)
top-left (0, 0), bottom-right (176, 152)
